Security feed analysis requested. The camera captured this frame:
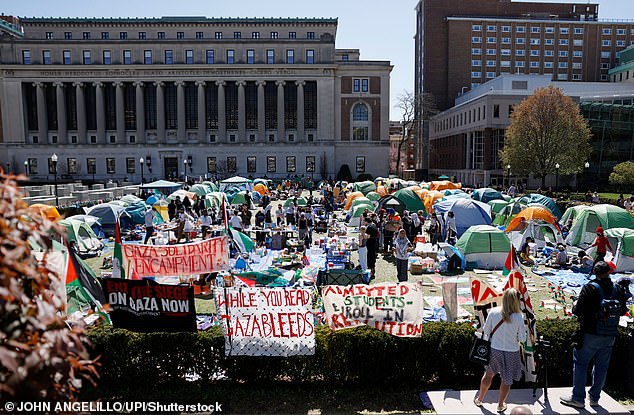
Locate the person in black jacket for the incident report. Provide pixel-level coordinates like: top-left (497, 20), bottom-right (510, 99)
top-left (561, 261), bottom-right (628, 409)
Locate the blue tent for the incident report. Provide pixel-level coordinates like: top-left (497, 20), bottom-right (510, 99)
top-left (517, 194), bottom-right (562, 219)
top-left (433, 198), bottom-right (492, 238)
top-left (472, 187), bottom-right (504, 203)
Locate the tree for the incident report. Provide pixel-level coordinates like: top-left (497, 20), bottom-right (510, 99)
top-left (395, 91), bottom-right (438, 177)
top-left (0, 173), bottom-right (98, 399)
top-left (609, 161), bottom-right (634, 191)
top-left (500, 85), bottom-right (592, 189)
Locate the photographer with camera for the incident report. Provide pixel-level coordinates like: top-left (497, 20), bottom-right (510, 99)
top-left (560, 261), bottom-right (628, 409)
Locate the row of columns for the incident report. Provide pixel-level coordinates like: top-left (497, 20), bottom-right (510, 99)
top-left (32, 80), bottom-right (307, 144)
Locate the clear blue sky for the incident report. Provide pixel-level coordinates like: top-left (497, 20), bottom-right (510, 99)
top-left (5, 0), bottom-right (634, 119)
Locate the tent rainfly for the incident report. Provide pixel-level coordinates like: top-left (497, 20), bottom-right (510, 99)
top-left (456, 225), bottom-right (511, 270)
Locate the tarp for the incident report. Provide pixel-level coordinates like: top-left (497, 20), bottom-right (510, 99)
top-left (456, 225), bottom-right (510, 269)
top-left (506, 206), bottom-right (559, 232)
top-left (29, 203), bottom-right (61, 221)
top-left (605, 228), bottom-right (634, 272)
top-left (433, 198), bottom-right (492, 238)
top-left (353, 181), bottom-right (377, 195)
top-left (58, 218), bottom-right (104, 255)
top-left (565, 204), bottom-right (634, 246)
top-left (366, 191), bottom-right (381, 201)
top-left (430, 180), bottom-right (462, 191)
top-left (516, 194), bottom-right (562, 219)
top-left (344, 191), bottom-right (365, 211)
top-left (140, 180), bottom-right (182, 190)
top-left (394, 188), bottom-right (426, 213)
top-left (472, 187), bottom-right (504, 203)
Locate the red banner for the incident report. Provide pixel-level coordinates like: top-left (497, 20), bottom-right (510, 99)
top-left (122, 236), bottom-right (230, 277)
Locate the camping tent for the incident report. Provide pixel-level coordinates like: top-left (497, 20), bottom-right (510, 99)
top-left (353, 181), bottom-right (377, 195)
top-left (393, 188), bottom-right (426, 213)
top-left (220, 176), bottom-right (253, 192)
top-left (508, 221), bottom-right (564, 251)
top-left (58, 218), bottom-right (104, 256)
top-left (190, 183), bottom-right (212, 196)
top-left (456, 225), bottom-right (511, 269)
top-left (201, 181), bottom-right (219, 192)
top-left (472, 187), bottom-right (504, 203)
top-left (349, 203), bottom-right (374, 227)
top-left (119, 194), bottom-right (143, 206)
top-left (64, 214), bottom-right (104, 238)
top-left (29, 204), bottom-right (61, 221)
top-left (65, 248), bottom-right (107, 314)
top-left (205, 192), bottom-right (228, 209)
top-left (253, 183), bottom-right (270, 196)
top-left (433, 198), bottom-right (492, 238)
top-left (423, 190), bottom-right (445, 214)
top-left (140, 180), bottom-right (182, 194)
top-left (375, 195), bottom-right (406, 216)
top-left (351, 197), bottom-right (373, 209)
top-left (344, 191), bottom-right (365, 211)
top-left (492, 201), bottom-right (526, 227)
top-left (376, 185), bottom-right (389, 197)
top-left (516, 194), bottom-right (562, 218)
top-left (430, 180), bottom-right (462, 191)
top-left (84, 203), bottom-right (129, 235)
top-left (488, 199), bottom-right (510, 215)
top-left (283, 196), bottom-right (308, 207)
top-left (366, 191), bottom-right (381, 202)
top-left (505, 206), bottom-right (559, 232)
top-left (560, 205), bottom-right (591, 227)
top-left (604, 228), bottom-right (634, 273)
top-left (167, 189), bottom-right (196, 203)
top-left (565, 204), bottom-right (634, 246)
top-left (124, 200), bottom-right (149, 225)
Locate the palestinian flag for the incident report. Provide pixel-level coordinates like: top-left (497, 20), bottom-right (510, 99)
top-left (222, 197), bottom-right (229, 232)
top-left (66, 246), bottom-right (106, 313)
top-left (112, 213), bottom-right (126, 279)
top-left (503, 245), bottom-right (519, 276)
top-left (229, 226), bottom-right (255, 253)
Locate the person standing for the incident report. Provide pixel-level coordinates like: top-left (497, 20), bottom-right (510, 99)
top-left (560, 261), bottom-right (628, 408)
top-left (358, 225), bottom-right (368, 272)
top-left (200, 209), bottom-right (212, 238)
top-left (229, 210), bottom-right (243, 231)
top-left (474, 288), bottom-right (527, 413)
top-left (445, 211), bottom-right (457, 245)
top-left (589, 227), bottom-right (614, 268)
top-left (298, 213), bottom-right (308, 240)
top-left (364, 217), bottom-right (379, 280)
top-left (168, 199), bottom-right (177, 221)
top-left (429, 213), bottom-right (440, 245)
top-left (143, 206), bottom-right (155, 244)
top-left (392, 229), bottom-right (412, 282)
top-left (383, 209), bottom-right (401, 255)
top-left (275, 204), bottom-right (284, 227)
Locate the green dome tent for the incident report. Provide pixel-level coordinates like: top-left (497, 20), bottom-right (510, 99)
top-left (565, 204), bottom-right (634, 247)
top-left (366, 191), bottom-right (381, 201)
top-left (283, 196), bottom-right (308, 207)
top-left (560, 205), bottom-right (591, 227)
top-left (604, 228), bottom-right (634, 273)
top-left (349, 203), bottom-right (374, 227)
top-left (204, 192), bottom-right (227, 209)
top-left (393, 188), bottom-right (426, 214)
top-left (58, 218), bottom-right (104, 256)
top-left (517, 194), bottom-right (562, 218)
top-left (492, 202), bottom-right (526, 227)
top-left (456, 225), bottom-right (511, 270)
top-left (190, 183), bottom-right (212, 196)
top-left (353, 181), bottom-right (377, 195)
top-left (201, 181), bottom-right (219, 192)
top-left (488, 199), bottom-right (510, 215)
top-left (351, 197), bottom-right (373, 210)
top-left (472, 187), bottom-right (504, 203)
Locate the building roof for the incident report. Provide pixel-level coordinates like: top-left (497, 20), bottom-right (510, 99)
top-left (19, 16), bottom-right (338, 25)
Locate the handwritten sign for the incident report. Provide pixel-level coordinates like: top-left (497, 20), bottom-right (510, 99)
top-left (322, 283), bottom-right (425, 337)
top-left (122, 236), bottom-right (229, 277)
top-left (100, 278), bottom-right (196, 332)
top-left (215, 287), bottom-right (315, 356)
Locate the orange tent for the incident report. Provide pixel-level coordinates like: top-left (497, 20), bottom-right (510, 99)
top-left (430, 180), bottom-right (462, 191)
top-left (29, 203), bottom-right (61, 221)
top-left (253, 183), bottom-right (270, 196)
top-left (414, 188), bottom-right (428, 201)
top-left (344, 191), bottom-right (364, 211)
top-left (423, 191), bottom-right (445, 214)
top-left (506, 206), bottom-right (558, 232)
top-left (408, 185), bottom-right (422, 192)
top-left (376, 185), bottom-right (389, 197)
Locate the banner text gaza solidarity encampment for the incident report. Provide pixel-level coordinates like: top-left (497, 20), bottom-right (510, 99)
top-left (122, 236), bottom-right (229, 277)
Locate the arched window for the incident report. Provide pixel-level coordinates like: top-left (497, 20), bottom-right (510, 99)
top-left (352, 103), bottom-right (369, 140)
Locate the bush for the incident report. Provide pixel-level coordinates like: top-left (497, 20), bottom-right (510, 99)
top-left (87, 320), bottom-right (631, 391)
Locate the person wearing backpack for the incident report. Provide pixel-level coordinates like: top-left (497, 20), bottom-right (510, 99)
top-left (561, 261), bottom-right (628, 409)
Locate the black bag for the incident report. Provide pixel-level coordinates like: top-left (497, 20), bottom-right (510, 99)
top-left (469, 319), bottom-right (504, 365)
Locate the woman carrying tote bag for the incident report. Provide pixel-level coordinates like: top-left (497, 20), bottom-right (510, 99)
top-left (474, 288), bottom-right (527, 413)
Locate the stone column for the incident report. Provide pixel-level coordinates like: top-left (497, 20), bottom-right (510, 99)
top-left (94, 81), bottom-right (105, 143)
top-left (256, 80), bottom-right (265, 142)
top-left (237, 81), bottom-right (246, 142)
top-left (296, 80), bottom-right (305, 141)
top-left (34, 82), bottom-right (48, 142)
top-left (74, 82), bottom-right (86, 143)
top-left (196, 80), bottom-right (206, 142)
top-left (115, 81), bottom-right (125, 143)
top-left (176, 80), bottom-right (185, 142)
top-left (216, 81), bottom-right (226, 142)
top-left (276, 80), bottom-right (285, 141)
top-left (155, 81), bottom-right (165, 143)
top-left (134, 81), bottom-right (145, 143)
top-left (54, 81), bottom-right (67, 143)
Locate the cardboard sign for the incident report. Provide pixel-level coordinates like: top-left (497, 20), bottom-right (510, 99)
top-left (322, 282), bottom-right (425, 337)
top-left (215, 287), bottom-right (315, 356)
top-left (100, 278), bottom-right (196, 332)
top-left (122, 236), bottom-right (229, 277)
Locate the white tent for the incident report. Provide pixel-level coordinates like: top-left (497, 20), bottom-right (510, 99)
top-left (508, 221), bottom-right (564, 251)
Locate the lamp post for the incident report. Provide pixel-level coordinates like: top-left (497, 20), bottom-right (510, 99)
top-left (51, 153), bottom-right (59, 207)
top-left (183, 159), bottom-right (188, 184)
top-left (506, 164), bottom-right (511, 189)
top-left (5, 162), bottom-right (10, 174)
top-left (555, 163), bottom-right (560, 194)
top-left (23, 160), bottom-right (28, 176)
top-left (139, 157), bottom-right (144, 184)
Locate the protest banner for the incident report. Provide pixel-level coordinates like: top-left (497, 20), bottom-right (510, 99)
top-left (321, 282), bottom-right (424, 337)
top-left (470, 272), bottom-right (537, 382)
top-left (122, 236), bottom-right (229, 277)
top-left (100, 278), bottom-right (196, 332)
top-left (215, 287), bottom-right (315, 356)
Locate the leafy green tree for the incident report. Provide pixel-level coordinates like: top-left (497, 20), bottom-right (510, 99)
top-left (500, 85), bottom-right (592, 188)
top-left (609, 161), bottom-right (634, 191)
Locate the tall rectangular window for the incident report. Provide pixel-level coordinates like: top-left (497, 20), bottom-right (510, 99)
top-left (46, 32), bottom-right (53, 39)
top-left (63, 50), bottom-right (71, 65)
top-left (267, 156), bottom-right (276, 173)
top-left (306, 49), bottom-right (314, 64)
top-left (251, 32), bottom-right (260, 39)
top-left (227, 157), bottom-right (237, 173)
top-left (270, 31), bottom-right (278, 39)
top-left (226, 49), bottom-right (234, 64)
top-left (64, 32), bottom-right (72, 39)
top-left (67, 158), bottom-right (78, 174)
top-left (185, 49), bottom-right (194, 64)
top-left (286, 49), bottom-right (294, 64)
top-left (196, 31), bottom-right (204, 39)
top-left (247, 49), bottom-right (255, 64)
top-left (157, 31), bottom-right (165, 39)
top-left (247, 156), bottom-right (257, 173)
top-left (306, 156), bottom-right (315, 173)
top-left (103, 50), bottom-right (111, 64)
top-left (28, 158), bottom-right (38, 175)
top-left (123, 50), bottom-right (132, 65)
top-left (286, 156), bottom-right (296, 173)
top-left (353, 79), bottom-right (360, 92)
top-left (119, 31), bottom-right (128, 40)
top-left (307, 31), bottom-right (315, 39)
top-left (266, 49), bottom-right (274, 64)
top-left (165, 50), bottom-right (173, 64)
top-left (101, 31), bottom-right (109, 39)
top-left (361, 79), bottom-right (368, 92)
top-left (126, 158), bottom-right (135, 174)
top-left (42, 50), bottom-right (52, 64)
top-left (144, 50), bottom-right (152, 64)
top-left (233, 31), bottom-right (241, 39)
top-left (206, 49), bottom-right (214, 64)
top-left (207, 157), bottom-right (216, 173)
top-left (138, 32), bottom-right (146, 40)
top-left (22, 50), bottom-right (30, 64)
top-left (215, 32), bottom-right (222, 39)
top-left (82, 50), bottom-right (91, 65)
top-left (106, 158), bottom-right (116, 174)
top-left (82, 31), bottom-right (91, 40)
top-left (288, 31), bottom-right (296, 39)
top-left (177, 32), bottom-right (184, 39)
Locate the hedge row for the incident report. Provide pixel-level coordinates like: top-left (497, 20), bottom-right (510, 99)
top-left (87, 320), bottom-right (631, 390)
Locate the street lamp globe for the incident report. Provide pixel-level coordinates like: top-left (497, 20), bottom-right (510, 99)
top-left (51, 153), bottom-right (58, 163)
top-left (555, 163), bottom-right (560, 169)
top-left (584, 162), bottom-right (590, 168)
top-left (139, 157), bottom-right (144, 165)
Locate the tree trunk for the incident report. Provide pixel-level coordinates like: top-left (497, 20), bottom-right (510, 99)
top-left (541, 174), bottom-right (546, 190)
top-left (396, 139), bottom-right (405, 177)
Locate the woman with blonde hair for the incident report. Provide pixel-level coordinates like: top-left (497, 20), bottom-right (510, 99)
top-left (474, 288), bottom-right (527, 413)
